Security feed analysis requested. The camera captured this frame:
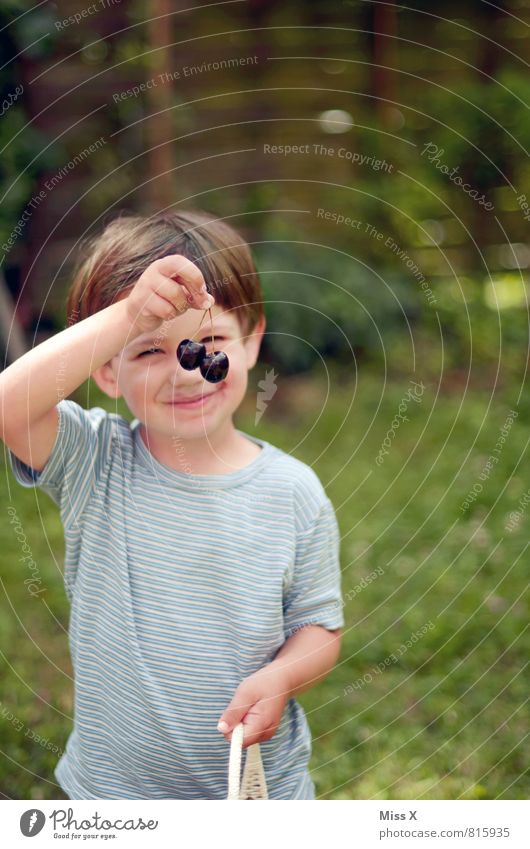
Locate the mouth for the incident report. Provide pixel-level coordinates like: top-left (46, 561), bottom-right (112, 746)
top-left (164, 391), bottom-right (218, 409)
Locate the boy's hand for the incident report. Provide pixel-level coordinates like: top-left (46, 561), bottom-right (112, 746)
top-left (216, 666), bottom-right (290, 748)
top-left (125, 254), bottom-right (215, 334)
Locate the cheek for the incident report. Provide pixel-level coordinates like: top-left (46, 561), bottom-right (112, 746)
top-left (223, 358), bottom-right (248, 399)
top-left (223, 344), bottom-right (247, 374)
top-left (122, 365), bottom-right (159, 397)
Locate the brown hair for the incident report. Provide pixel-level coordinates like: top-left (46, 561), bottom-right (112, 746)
top-left (65, 209), bottom-right (264, 337)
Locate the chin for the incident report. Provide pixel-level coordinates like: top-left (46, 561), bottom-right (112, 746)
top-left (161, 409), bottom-right (226, 436)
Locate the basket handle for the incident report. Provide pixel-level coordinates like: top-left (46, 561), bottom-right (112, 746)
top-left (227, 722), bottom-right (268, 800)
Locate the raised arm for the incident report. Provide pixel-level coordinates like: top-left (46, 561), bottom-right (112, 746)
top-left (0, 255), bottom-right (214, 471)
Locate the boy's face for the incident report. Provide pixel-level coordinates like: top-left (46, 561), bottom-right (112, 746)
top-left (92, 302), bottom-right (266, 442)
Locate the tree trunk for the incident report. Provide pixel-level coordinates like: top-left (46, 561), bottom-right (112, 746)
top-left (146, 0), bottom-right (175, 211)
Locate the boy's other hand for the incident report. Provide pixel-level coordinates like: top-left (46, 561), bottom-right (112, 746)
top-left (216, 666), bottom-right (290, 749)
top-left (125, 254), bottom-right (215, 334)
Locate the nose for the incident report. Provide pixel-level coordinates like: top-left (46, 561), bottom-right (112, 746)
top-left (170, 356), bottom-right (208, 388)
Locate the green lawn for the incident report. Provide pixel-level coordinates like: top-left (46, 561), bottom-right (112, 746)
top-left (1, 368), bottom-right (528, 799)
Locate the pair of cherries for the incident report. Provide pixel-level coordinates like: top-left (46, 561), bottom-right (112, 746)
top-left (176, 307), bottom-right (229, 383)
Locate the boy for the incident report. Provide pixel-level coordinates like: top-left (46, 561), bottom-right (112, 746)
top-left (0, 209), bottom-right (344, 799)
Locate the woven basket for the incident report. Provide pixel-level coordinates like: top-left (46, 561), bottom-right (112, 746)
top-left (227, 722), bottom-right (268, 800)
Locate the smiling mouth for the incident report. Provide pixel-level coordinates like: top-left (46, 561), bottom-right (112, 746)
top-left (165, 392), bottom-right (218, 407)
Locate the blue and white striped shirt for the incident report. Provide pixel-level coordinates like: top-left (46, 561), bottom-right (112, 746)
top-left (8, 399), bottom-right (344, 799)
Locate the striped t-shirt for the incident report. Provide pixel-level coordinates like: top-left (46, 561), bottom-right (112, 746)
top-left (8, 399), bottom-right (344, 800)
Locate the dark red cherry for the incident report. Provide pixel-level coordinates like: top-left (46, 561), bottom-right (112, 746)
top-left (176, 339), bottom-right (205, 370)
top-left (199, 351), bottom-right (229, 383)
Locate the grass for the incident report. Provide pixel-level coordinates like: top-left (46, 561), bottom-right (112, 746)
top-left (1, 366), bottom-right (529, 799)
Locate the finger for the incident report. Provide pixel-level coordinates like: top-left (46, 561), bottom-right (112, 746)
top-left (217, 687), bottom-right (259, 739)
top-left (229, 711), bottom-right (270, 748)
top-left (153, 274), bottom-right (211, 314)
top-left (154, 254), bottom-right (213, 308)
top-left (146, 293), bottom-right (186, 322)
top-left (217, 701), bottom-right (252, 736)
top-left (126, 289), bottom-right (181, 327)
top-left (240, 714), bottom-right (266, 748)
top-left (185, 289), bottom-right (215, 310)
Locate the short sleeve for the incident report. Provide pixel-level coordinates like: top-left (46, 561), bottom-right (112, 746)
top-left (7, 399), bottom-right (114, 529)
top-left (283, 497), bottom-right (345, 638)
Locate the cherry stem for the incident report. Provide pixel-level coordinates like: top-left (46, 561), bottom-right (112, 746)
top-left (193, 305), bottom-right (214, 350)
top-left (194, 310), bottom-right (207, 335)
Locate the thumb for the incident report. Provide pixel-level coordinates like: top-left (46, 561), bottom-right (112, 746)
top-left (217, 686), bottom-right (255, 735)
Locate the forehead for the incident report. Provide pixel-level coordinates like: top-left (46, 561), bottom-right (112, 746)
top-left (125, 307), bottom-right (240, 349)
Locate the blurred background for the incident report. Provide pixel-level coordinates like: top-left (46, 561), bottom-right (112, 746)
top-left (0, 0), bottom-right (529, 800)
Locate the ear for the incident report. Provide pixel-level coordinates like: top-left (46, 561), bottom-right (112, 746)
top-left (91, 358), bottom-right (123, 399)
top-left (244, 314), bottom-right (266, 370)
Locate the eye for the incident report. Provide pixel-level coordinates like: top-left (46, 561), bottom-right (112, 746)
top-left (138, 347), bottom-right (163, 357)
top-left (201, 336), bottom-right (226, 343)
